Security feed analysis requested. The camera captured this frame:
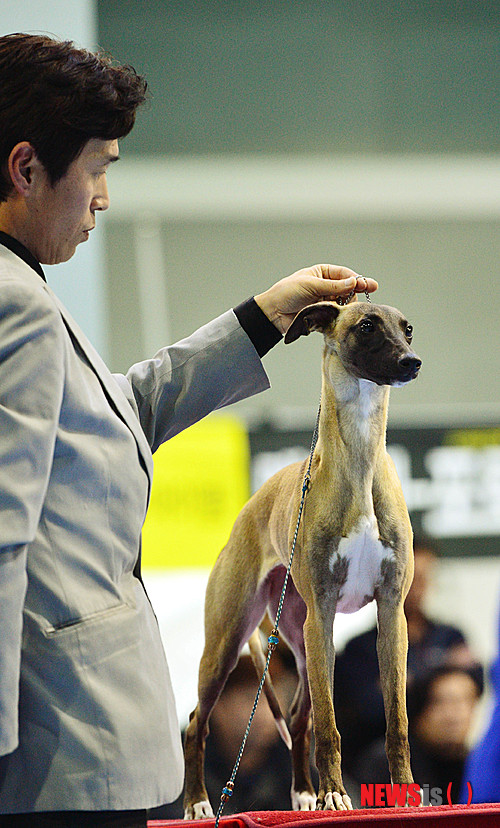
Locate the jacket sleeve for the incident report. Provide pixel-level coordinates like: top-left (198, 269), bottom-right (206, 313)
top-left (115, 309), bottom-right (271, 453)
top-left (0, 277), bottom-right (65, 755)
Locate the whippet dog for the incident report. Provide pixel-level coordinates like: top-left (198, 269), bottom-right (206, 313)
top-left (183, 301), bottom-right (422, 816)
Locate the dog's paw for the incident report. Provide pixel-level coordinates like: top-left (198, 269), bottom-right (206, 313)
top-left (184, 800), bottom-right (214, 820)
top-left (320, 791), bottom-right (353, 811)
top-left (291, 789), bottom-right (317, 810)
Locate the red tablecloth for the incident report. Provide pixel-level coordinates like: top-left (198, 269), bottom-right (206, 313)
top-left (149, 802), bottom-right (500, 828)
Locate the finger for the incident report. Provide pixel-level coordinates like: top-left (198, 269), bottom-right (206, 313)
top-left (311, 264), bottom-right (361, 282)
top-left (354, 275), bottom-right (378, 293)
top-left (308, 265), bottom-right (378, 294)
top-left (310, 275), bottom-right (357, 298)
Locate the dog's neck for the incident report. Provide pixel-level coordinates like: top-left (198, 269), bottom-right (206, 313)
top-left (316, 349), bottom-right (390, 481)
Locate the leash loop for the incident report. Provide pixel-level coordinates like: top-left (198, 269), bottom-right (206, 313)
top-left (336, 277), bottom-right (372, 306)
top-left (214, 400), bottom-right (322, 827)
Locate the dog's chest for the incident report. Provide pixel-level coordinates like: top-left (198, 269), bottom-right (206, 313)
top-left (329, 515), bottom-right (394, 613)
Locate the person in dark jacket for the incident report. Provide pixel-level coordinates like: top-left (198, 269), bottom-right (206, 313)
top-left (334, 536), bottom-right (483, 774)
top-left (354, 665), bottom-right (483, 805)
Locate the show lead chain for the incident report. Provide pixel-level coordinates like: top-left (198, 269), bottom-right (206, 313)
top-left (214, 402), bottom-right (322, 828)
top-left (336, 278), bottom-right (372, 306)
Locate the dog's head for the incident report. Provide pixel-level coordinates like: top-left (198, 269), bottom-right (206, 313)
top-left (284, 301), bottom-right (422, 386)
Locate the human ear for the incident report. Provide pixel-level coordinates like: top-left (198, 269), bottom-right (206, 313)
top-left (7, 142), bottom-right (40, 196)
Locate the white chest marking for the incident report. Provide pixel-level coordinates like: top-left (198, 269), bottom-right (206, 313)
top-left (329, 515), bottom-right (394, 614)
top-left (355, 379), bottom-right (379, 440)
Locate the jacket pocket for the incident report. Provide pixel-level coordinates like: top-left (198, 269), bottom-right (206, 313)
top-left (43, 600), bottom-right (133, 638)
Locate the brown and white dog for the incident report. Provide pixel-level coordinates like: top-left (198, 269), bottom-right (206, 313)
top-left (183, 301), bottom-right (421, 816)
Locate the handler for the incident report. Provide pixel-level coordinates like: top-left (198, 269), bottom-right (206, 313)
top-left (0, 33), bottom-right (377, 827)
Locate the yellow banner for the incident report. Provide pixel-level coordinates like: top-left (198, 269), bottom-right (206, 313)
top-left (141, 414), bottom-right (250, 569)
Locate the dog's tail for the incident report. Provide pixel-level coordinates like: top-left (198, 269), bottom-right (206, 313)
top-left (247, 629), bottom-right (292, 750)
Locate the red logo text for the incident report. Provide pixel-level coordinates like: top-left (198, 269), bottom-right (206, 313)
top-left (360, 783), bottom-right (423, 807)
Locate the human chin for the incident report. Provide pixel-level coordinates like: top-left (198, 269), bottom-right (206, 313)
top-left (60, 242), bottom-right (80, 263)
top-left (45, 240), bottom-right (79, 265)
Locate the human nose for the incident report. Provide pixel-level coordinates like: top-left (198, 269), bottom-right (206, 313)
top-left (92, 175), bottom-right (110, 212)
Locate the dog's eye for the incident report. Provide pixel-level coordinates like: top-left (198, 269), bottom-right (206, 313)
top-left (359, 319), bottom-right (374, 334)
top-left (405, 324), bottom-right (413, 340)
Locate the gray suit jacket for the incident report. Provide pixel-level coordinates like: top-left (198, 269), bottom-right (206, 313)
top-left (0, 245), bottom-right (270, 812)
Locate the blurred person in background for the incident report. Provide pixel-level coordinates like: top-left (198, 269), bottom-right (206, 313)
top-left (334, 536), bottom-right (483, 775)
top-left (354, 665), bottom-right (483, 804)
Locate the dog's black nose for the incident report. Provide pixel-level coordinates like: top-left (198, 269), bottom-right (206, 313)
top-left (399, 355), bottom-right (422, 374)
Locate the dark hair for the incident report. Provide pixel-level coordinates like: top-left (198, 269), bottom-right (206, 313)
top-left (0, 33), bottom-right (148, 201)
top-left (407, 664), bottom-right (483, 728)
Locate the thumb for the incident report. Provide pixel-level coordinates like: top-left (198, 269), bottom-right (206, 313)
top-left (313, 275), bottom-right (356, 297)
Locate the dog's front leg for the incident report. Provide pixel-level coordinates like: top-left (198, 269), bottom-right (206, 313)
top-left (376, 598), bottom-right (413, 786)
top-left (303, 600), bottom-right (353, 811)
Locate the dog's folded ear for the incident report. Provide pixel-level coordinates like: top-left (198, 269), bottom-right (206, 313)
top-left (284, 302), bottom-right (341, 344)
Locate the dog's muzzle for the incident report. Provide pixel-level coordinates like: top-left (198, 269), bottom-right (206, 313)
top-left (396, 353), bottom-right (422, 383)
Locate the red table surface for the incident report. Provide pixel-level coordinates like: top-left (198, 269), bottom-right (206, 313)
top-left (149, 802), bottom-right (500, 828)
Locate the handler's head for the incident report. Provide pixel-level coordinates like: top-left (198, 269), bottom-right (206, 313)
top-left (0, 33), bottom-right (147, 201)
top-left (0, 33), bottom-right (147, 264)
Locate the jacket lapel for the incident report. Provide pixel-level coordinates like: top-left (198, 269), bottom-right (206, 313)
top-left (50, 291), bottom-right (154, 482)
top-left (0, 246), bottom-right (154, 484)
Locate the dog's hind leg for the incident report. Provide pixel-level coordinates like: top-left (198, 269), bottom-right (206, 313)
top-left (183, 544), bottom-right (271, 819)
top-left (183, 691), bottom-right (220, 819)
top-left (288, 659), bottom-right (315, 810)
top-left (183, 624), bottom-right (259, 818)
top-left (268, 573), bottom-right (316, 810)
top-left (247, 630), bottom-right (292, 748)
